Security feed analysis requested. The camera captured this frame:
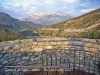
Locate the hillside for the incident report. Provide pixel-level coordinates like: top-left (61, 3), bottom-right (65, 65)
top-left (39, 8), bottom-right (100, 38)
top-left (21, 12), bottom-right (75, 25)
top-left (0, 28), bottom-right (24, 41)
top-left (20, 29), bottom-right (39, 37)
top-left (0, 12), bottom-right (43, 30)
top-left (48, 8), bottom-right (100, 30)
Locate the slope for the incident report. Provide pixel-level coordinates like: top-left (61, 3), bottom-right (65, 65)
top-left (48, 8), bottom-right (100, 30)
top-left (0, 28), bottom-right (24, 41)
top-left (0, 12), bottom-right (43, 30)
top-left (39, 8), bottom-right (100, 38)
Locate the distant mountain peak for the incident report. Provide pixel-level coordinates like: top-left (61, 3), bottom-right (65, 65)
top-left (33, 12), bottom-right (66, 15)
top-left (21, 12), bottom-right (76, 25)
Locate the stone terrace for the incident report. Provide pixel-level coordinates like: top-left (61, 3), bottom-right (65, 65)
top-left (0, 40), bottom-right (100, 75)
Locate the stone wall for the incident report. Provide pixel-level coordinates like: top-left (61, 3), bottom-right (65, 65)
top-left (0, 37), bottom-right (100, 46)
top-left (0, 41), bottom-right (100, 75)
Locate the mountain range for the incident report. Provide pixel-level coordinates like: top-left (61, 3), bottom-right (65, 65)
top-left (39, 8), bottom-right (100, 38)
top-left (48, 9), bottom-right (100, 30)
top-left (21, 12), bottom-right (75, 25)
top-left (0, 12), bottom-right (42, 30)
top-left (0, 8), bottom-right (100, 39)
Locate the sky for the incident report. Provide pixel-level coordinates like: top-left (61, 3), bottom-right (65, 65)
top-left (0, 0), bottom-right (100, 19)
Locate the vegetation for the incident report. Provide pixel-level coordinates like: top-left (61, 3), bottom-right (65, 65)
top-left (1, 9), bottom-right (100, 39)
top-left (88, 31), bottom-right (100, 39)
top-left (48, 8), bottom-right (100, 30)
top-left (96, 61), bottom-right (100, 70)
top-left (20, 30), bottom-right (39, 37)
top-left (39, 8), bottom-right (100, 39)
top-left (0, 28), bottom-right (24, 41)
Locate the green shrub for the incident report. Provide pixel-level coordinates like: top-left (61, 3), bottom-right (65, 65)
top-left (96, 61), bottom-right (100, 70)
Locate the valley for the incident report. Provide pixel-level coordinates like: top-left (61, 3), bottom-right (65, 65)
top-left (0, 8), bottom-right (100, 75)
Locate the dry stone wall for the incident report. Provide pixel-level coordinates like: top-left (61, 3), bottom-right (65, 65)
top-left (0, 37), bottom-right (100, 46)
top-left (0, 41), bottom-right (100, 75)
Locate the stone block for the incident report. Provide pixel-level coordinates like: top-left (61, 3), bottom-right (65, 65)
top-left (8, 58), bottom-right (15, 62)
top-left (13, 45), bottom-right (21, 49)
top-left (46, 46), bottom-right (53, 49)
top-left (0, 48), bottom-right (3, 52)
top-left (0, 54), bottom-right (3, 58)
top-left (0, 58), bottom-right (4, 62)
top-left (32, 42), bottom-right (37, 45)
top-left (50, 42), bottom-right (57, 45)
top-left (34, 57), bottom-right (40, 60)
top-left (23, 46), bottom-right (31, 51)
top-left (22, 56), bottom-right (29, 60)
top-left (27, 53), bottom-right (33, 56)
top-left (63, 42), bottom-right (71, 45)
top-left (38, 42), bottom-right (45, 45)
top-left (33, 47), bottom-right (43, 52)
top-left (18, 61), bottom-right (25, 65)
top-left (4, 46), bottom-right (10, 50)
top-left (14, 58), bottom-right (20, 62)
top-left (2, 60), bottom-right (8, 64)
top-left (45, 42), bottom-right (50, 45)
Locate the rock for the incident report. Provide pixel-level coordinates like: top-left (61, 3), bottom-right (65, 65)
top-left (14, 45), bottom-right (21, 49)
top-left (46, 46), bottom-right (53, 49)
top-left (5, 72), bottom-right (12, 75)
top-left (0, 48), bottom-right (3, 52)
top-left (0, 54), bottom-right (3, 58)
top-left (18, 61), bottom-right (25, 65)
top-left (28, 61), bottom-right (36, 65)
top-left (45, 42), bottom-right (50, 45)
top-left (14, 58), bottom-right (20, 62)
top-left (23, 47), bottom-right (31, 51)
top-left (34, 57), bottom-right (40, 60)
top-left (8, 58), bottom-right (15, 62)
top-left (4, 46), bottom-right (10, 50)
top-left (50, 42), bottom-right (56, 45)
top-left (30, 58), bottom-right (34, 61)
top-left (33, 47), bottom-right (43, 52)
top-left (32, 42), bottom-right (37, 45)
top-left (56, 42), bottom-right (62, 45)
top-left (12, 51), bottom-right (21, 57)
top-left (2, 60), bottom-right (8, 64)
top-left (1, 50), bottom-right (6, 53)
top-left (0, 58), bottom-right (4, 62)
top-left (38, 42), bottom-right (45, 45)
top-left (63, 42), bottom-right (71, 46)
top-left (22, 56), bottom-right (29, 60)
top-left (18, 53), bottom-right (21, 57)
top-left (27, 53), bottom-right (33, 56)
top-left (21, 48), bottom-right (24, 51)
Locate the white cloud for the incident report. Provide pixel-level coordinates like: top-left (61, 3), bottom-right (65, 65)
top-left (63, 0), bottom-right (78, 3)
top-left (0, 0), bottom-right (80, 18)
top-left (0, 0), bottom-right (99, 19)
top-left (81, 8), bottom-right (95, 13)
top-left (44, 0), bottom-right (54, 5)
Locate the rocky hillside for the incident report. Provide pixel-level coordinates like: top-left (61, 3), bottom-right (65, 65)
top-left (21, 12), bottom-right (75, 25)
top-left (39, 8), bottom-right (100, 38)
top-left (48, 8), bottom-right (100, 30)
top-left (0, 12), bottom-right (43, 30)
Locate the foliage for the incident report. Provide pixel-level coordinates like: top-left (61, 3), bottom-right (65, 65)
top-left (20, 30), bottom-right (39, 37)
top-left (96, 61), bottom-right (100, 70)
top-left (88, 31), bottom-right (100, 39)
top-left (0, 28), bottom-right (24, 41)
